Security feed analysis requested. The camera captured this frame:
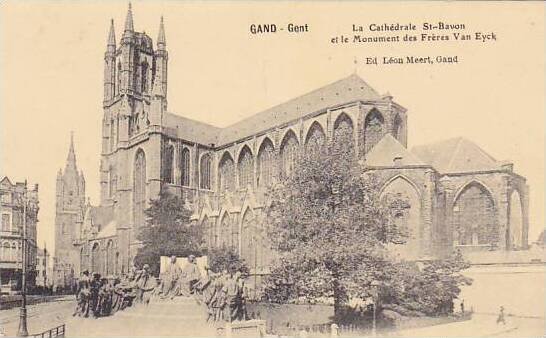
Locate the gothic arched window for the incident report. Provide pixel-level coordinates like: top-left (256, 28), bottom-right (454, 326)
top-left (180, 148), bottom-right (191, 187)
top-left (257, 138), bottom-right (275, 187)
top-left (305, 122), bottom-right (326, 156)
top-left (109, 118), bottom-right (116, 151)
top-left (238, 146), bottom-right (254, 189)
top-left (163, 144), bottom-right (175, 184)
top-left (220, 214), bottom-right (230, 249)
top-left (333, 114), bottom-right (355, 152)
top-left (91, 242), bottom-right (101, 274)
top-left (393, 114), bottom-right (403, 141)
top-left (133, 149), bottom-right (147, 229)
top-left (364, 109), bottom-right (385, 152)
top-left (280, 130), bottom-right (299, 177)
top-left (200, 154), bottom-right (212, 190)
top-left (219, 152), bottom-right (235, 191)
top-left (453, 183), bottom-right (496, 246)
top-left (106, 240), bottom-right (114, 275)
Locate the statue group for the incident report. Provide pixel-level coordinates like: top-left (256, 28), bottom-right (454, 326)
top-left (73, 255), bottom-right (249, 323)
top-left (159, 255), bottom-right (249, 322)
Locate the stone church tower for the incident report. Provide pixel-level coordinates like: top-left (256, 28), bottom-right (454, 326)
top-left (54, 133), bottom-right (86, 286)
top-left (100, 4), bottom-right (167, 271)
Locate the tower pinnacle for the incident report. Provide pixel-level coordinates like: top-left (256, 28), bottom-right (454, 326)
top-left (66, 132), bottom-right (77, 171)
top-left (124, 3), bottom-right (134, 33)
top-left (157, 16), bottom-right (166, 50)
top-left (107, 18), bottom-right (116, 47)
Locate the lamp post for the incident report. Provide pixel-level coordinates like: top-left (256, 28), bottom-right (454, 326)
top-left (17, 182), bottom-right (29, 337)
top-left (370, 280), bottom-right (380, 338)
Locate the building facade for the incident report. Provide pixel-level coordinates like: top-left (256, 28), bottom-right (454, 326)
top-left (71, 5), bottom-right (529, 283)
top-left (35, 247), bottom-right (52, 288)
top-left (0, 177), bottom-right (39, 292)
top-left (53, 133), bottom-right (86, 287)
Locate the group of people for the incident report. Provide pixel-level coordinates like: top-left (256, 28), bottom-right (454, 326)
top-left (73, 262), bottom-right (158, 318)
top-left (73, 255), bottom-right (250, 323)
top-left (158, 255), bottom-right (249, 323)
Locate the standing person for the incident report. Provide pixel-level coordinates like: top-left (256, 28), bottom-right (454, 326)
top-left (136, 264), bottom-right (157, 305)
top-left (210, 270), bottom-right (228, 322)
top-left (73, 270), bottom-right (91, 317)
top-left (237, 272), bottom-right (249, 321)
top-left (223, 271), bottom-right (240, 322)
top-left (162, 256), bottom-right (182, 299)
top-left (89, 273), bottom-right (102, 318)
top-left (497, 306), bottom-right (506, 325)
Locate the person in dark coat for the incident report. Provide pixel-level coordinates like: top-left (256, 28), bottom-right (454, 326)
top-left (73, 270), bottom-right (91, 317)
top-left (89, 272), bottom-right (102, 318)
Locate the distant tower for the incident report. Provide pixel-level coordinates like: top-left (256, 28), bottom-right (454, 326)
top-left (54, 133), bottom-right (86, 284)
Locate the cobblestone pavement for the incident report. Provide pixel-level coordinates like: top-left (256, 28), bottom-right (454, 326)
top-left (0, 296), bottom-right (75, 336)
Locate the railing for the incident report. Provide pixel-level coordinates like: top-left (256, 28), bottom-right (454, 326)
top-left (31, 324), bottom-right (65, 338)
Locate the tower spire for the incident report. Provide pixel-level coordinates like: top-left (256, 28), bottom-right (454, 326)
top-left (107, 18), bottom-right (116, 47)
top-left (124, 3), bottom-right (134, 33)
top-left (157, 16), bottom-right (166, 50)
top-left (66, 131), bottom-right (77, 171)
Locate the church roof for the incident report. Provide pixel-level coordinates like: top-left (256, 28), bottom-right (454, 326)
top-left (217, 74), bottom-right (382, 145)
top-left (164, 74), bottom-right (384, 146)
top-left (411, 137), bottom-right (504, 174)
top-left (365, 134), bottom-right (427, 167)
top-left (164, 112), bottom-right (221, 146)
top-left (0, 176), bottom-right (13, 188)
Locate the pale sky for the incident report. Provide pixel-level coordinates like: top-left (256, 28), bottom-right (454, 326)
top-left (0, 1), bottom-right (544, 253)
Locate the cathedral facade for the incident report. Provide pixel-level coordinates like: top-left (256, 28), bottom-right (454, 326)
top-left (59, 5), bottom-right (529, 283)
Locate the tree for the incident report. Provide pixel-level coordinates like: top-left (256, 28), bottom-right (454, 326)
top-left (207, 247), bottom-right (249, 275)
top-left (383, 250), bottom-right (473, 316)
top-left (134, 190), bottom-right (203, 276)
top-left (263, 141), bottom-right (407, 318)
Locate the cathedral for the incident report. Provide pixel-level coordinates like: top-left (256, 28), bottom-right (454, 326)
top-left (54, 4), bottom-right (529, 287)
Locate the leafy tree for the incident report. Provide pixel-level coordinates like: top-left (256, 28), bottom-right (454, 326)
top-left (383, 250), bottom-right (472, 316)
top-left (207, 247), bottom-right (249, 275)
top-left (134, 190), bottom-right (203, 276)
top-left (263, 142), bottom-right (407, 318)
top-left (262, 140), bottom-right (471, 319)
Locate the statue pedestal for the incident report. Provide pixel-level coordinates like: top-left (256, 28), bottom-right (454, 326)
top-left (225, 319), bottom-right (267, 337)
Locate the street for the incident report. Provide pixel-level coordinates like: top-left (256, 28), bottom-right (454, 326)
top-left (0, 296), bottom-right (75, 336)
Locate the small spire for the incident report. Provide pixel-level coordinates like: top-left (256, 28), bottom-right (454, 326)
top-left (66, 132), bottom-right (77, 170)
top-left (157, 16), bottom-right (166, 49)
top-left (124, 2), bottom-right (134, 32)
top-left (107, 18), bottom-right (116, 47)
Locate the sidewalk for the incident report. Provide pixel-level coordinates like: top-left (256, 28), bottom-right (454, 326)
top-left (395, 314), bottom-right (518, 337)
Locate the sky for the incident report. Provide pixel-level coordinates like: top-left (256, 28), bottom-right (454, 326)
top-left (0, 1), bottom-right (544, 254)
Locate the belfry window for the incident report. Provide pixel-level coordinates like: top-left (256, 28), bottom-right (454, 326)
top-left (141, 60), bottom-right (149, 93)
